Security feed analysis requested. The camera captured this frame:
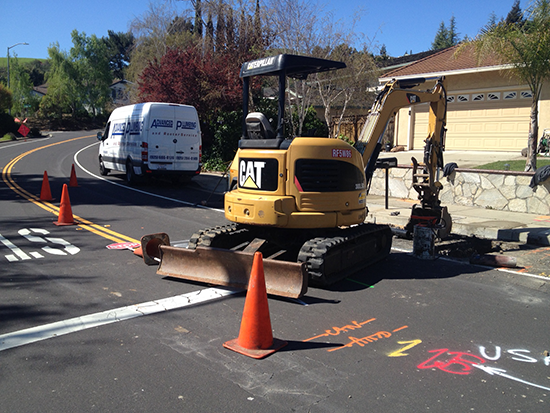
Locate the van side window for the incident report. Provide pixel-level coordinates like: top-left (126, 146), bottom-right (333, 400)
top-left (104, 122), bottom-right (111, 140)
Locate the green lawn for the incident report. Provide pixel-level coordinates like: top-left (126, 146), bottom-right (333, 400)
top-left (474, 157), bottom-right (550, 171)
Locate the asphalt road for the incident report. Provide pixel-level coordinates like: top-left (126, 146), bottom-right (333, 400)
top-left (1, 132), bottom-right (549, 412)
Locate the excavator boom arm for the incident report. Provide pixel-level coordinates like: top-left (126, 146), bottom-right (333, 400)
top-left (357, 77), bottom-right (447, 191)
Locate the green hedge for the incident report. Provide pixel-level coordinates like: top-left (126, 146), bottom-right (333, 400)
top-left (0, 113), bottom-right (18, 137)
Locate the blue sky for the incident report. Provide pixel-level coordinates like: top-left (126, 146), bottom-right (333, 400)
top-left (2, 0), bottom-right (521, 60)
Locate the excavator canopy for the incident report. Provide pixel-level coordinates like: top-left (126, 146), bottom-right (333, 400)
top-left (240, 54), bottom-right (346, 141)
top-left (240, 54), bottom-right (346, 79)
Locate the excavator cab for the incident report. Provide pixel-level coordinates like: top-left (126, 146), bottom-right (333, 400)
top-left (239, 55), bottom-right (345, 140)
top-left (229, 54), bottom-right (346, 186)
top-left (245, 112), bottom-right (276, 140)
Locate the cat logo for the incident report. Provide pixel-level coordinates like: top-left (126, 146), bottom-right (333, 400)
top-left (238, 158), bottom-right (279, 191)
top-left (407, 93), bottom-right (420, 104)
top-left (240, 160), bottom-right (265, 188)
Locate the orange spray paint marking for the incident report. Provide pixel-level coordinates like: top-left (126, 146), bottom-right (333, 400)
top-left (304, 318), bottom-right (376, 342)
top-left (327, 325), bottom-right (408, 352)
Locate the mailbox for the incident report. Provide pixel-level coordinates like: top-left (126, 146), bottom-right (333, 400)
top-left (374, 157), bottom-right (398, 209)
top-left (375, 157), bottom-right (398, 169)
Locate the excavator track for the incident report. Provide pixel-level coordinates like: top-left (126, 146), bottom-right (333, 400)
top-left (189, 224), bottom-right (253, 250)
top-left (188, 222), bottom-right (393, 287)
top-left (297, 223), bottom-right (393, 286)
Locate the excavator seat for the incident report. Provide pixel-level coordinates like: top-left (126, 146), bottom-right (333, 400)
top-left (239, 112), bottom-right (284, 149)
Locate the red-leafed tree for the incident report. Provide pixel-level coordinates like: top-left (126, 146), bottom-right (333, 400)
top-left (137, 46), bottom-right (242, 115)
top-left (137, 46), bottom-right (244, 148)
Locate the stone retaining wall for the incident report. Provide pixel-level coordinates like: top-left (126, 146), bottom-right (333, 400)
top-left (370, 166), bottom-right (550, 215)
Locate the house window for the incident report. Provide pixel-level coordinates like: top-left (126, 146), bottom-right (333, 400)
top-left (447, 95), bottom-right (455, 103)
top-left (504, 91), bottom-right (517, 99)
top-left (521, 90), bottom-right (533, 99)
top-left (457, 94), bottom-right (469, 102)
top-left (472, 93), bottom-right (484, 101)
top-left (487, 92), bottom-right (501, 100)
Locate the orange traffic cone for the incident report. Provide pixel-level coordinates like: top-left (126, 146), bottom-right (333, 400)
top-left (54, 184), bottom-right (76, 226)
top-left (223, 252), bottom-right (287, 359)
top-left (69, 164), bottom-right (79, 187)
top-left (40, 171), bottom-right (53, 201)
top-left (133, 246), bottom-right (143, 257)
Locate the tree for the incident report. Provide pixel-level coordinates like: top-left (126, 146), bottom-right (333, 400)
top-left (70, 30), bottom-right (113, 117)
top-left (0, 83), bottom-right (13, 113)
top-left (264, 0), bottom-right (333, 136)
top-left (315, 44), bottom-right (378, 138)
top-left (8, 56), bottom-right (38, 116)
top-left (485, 11), bottom-right (499, 32)
top-left (506, 0), bottom-right (523, 25)
top-left (25, 59), bottom-right (50, 86)
top-left (378, 44), bottom-right (388, 60)
top-left (205, 12), bottom-right (214, 52)
top-left (41, 32), bottom-right (112, 119)
top-left (448, 16), bottom-right (459, 45)
top-left (432, 16), bottom-right (460, 50)
top-left (193, 0), bottom-right (203, 38)
top-left (102, 31), bottom-right (135, 80)
top-left (138, 46), bottom-right (242, 120)
top-left (215, 4), bottom-right (226, 52)
top-left (128, 0), bottom-right (184, 84)
top-left (41, 44), bottom-right (78, 118)
top-left (432, 21), bottom-right (449, 50)
top-left (469, 0), bottom-right (550, 171)
top-left (264, 0), bottom-right (374, 137)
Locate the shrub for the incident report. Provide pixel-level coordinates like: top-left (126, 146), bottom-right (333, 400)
top-left (0, 113), bottom-right (18, 137)
top-left (1, 133), bottom-right (17, 141)
top-left (300, 106), bottom-right (328, 137)
top-left (0, 84), bottom-right (12, 113)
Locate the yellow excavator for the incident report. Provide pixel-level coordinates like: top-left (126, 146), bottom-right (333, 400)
top-left (140, 54), bottom-right (451, 298)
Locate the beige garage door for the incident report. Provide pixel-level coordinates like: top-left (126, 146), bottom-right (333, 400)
top-left (413, 94), bottom-right (531, 151)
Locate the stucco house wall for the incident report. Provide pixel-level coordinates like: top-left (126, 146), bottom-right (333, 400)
top-left (381, 45), bottom-right (550, 152)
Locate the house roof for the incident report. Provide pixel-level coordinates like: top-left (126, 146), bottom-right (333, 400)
top-left (376, 49), bottom-right (440, 71)
top-left (110, 79), bottom-right (132, 87)
top-left (33, 84), bottom-right (48, 95)
top-left (379, 44), bottom-right (506, 81)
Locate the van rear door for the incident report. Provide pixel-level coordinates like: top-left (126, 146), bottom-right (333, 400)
top-left (147, 104), bottom-right (201, 173)
top-left (173, 105), bottom-right (201, 172)
top-left (147, 104), bottom-right (176, 171)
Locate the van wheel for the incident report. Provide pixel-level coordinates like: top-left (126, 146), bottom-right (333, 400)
top-left (99, 157), bottom-right (109, 176)
top-left (126, 160), bottom-right (137, 184)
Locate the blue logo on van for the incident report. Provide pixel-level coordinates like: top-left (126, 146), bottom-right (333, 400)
top-left (112, 122), bottom-right (126, 135)
top-left (151, 119), bottom-right (173, 128)
top-left (176, 120), bottom-right (197, 130)
top-left (126, 120), bottom-right (143, 135)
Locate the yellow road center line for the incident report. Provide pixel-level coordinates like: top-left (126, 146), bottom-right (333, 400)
top-left (2, 135), bottom-right (139, 244)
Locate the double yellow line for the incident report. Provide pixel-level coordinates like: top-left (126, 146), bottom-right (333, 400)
top-left (2, 135), bottom-right (139, 244)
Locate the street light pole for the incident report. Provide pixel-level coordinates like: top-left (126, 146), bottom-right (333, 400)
top-left (7, 42), bottom-right (29, 115)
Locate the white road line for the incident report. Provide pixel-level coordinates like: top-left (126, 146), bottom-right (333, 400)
top-left (0, 287), bottom-right (241, 352)
top-left (74, 142), bottom-right (224, 212)
top-left (473, 364), bottom-right (550, 392)
top-left (0, 233), bottom-right (31, 260)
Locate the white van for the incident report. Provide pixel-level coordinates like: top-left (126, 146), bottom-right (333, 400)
top-left (97, 102), bottom-right (202, 183)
